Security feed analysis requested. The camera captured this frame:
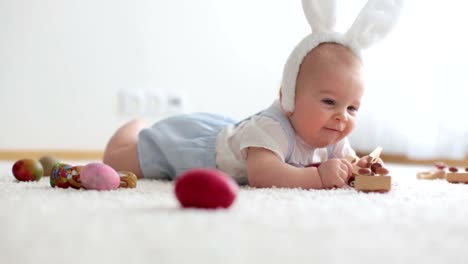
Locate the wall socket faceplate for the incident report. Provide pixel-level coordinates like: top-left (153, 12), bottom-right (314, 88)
top-left (119, 89), bottom-right (188, 116)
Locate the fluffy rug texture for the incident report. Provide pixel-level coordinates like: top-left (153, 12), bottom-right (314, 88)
top-left (1, 161), bottom-right (468, 264)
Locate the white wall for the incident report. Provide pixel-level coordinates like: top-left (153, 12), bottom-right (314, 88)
top-left (0, 0), bottom-right (371, 150)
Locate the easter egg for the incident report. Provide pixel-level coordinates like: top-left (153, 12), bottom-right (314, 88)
top-left (39, 155), bottom-right (60, 176)
top-left (12, 159), bottom-right (44, 181)
top-left (50, 163), bottom-right (84, 189)
top-left (174, 168), bottom-right (239, 209)
top-left (67, 166), bottom-right (84, 189)
top-left (50, 163), bottom-right (72, 188)
top-left (80, 163), bottom-right (120, 190)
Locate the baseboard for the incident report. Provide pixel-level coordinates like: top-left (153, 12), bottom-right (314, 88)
top-left (0, 150), bottom-right (103, 161)
top-left (0, 149), bottom-right (466, 167)
top-left (356, 151), bottom-right (468, 167)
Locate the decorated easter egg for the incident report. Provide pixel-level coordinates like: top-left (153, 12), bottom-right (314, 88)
top-left (50, 164), bottom-right (83, 189)
top-left (174, 168), bottom-right (239, 209)
top-left (50, 163), bottom-right (73, 188)
top-left (39, 155), bottom-right (60, 176)
top-left (80, 163), bottom-right (120, 190)
top-left (67, 166), bottom-right (84, 189)
top-left (12, 159), bottom-right (44, 181)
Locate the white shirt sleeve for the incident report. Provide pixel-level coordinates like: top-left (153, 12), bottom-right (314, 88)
top-left (235, 115), bottom-right (289, 161)
top-left (215, 115), bottom-right (290, 181)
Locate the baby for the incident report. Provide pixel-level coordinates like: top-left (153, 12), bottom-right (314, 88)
top-left (103, 0), bottom-right (402, 189)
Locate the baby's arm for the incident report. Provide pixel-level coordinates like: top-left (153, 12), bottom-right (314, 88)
top-left (246, 147), bottom-right (353, 189)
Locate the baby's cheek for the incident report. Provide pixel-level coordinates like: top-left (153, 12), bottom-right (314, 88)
top-left (346, 118), bottom-right (357, 133)
top-left (340, 124), bottom-right (354, 140)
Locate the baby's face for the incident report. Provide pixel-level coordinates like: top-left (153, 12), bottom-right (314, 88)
top-left (287, 43), bottom-right (364, 148)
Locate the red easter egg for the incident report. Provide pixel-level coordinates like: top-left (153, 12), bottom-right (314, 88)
top-left (12, 159), bottom-right (44, 181)
top-left (174, 168), bottom-right (239, 209)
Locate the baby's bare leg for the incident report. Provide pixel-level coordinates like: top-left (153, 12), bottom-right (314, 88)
top-left (103, 119), bottom-right (147, 178)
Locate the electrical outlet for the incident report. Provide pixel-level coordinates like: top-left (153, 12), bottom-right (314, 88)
top-left (119, 89), bottom-right (145, 115)
top-left (145, 90), bottom-right (165, 116)
top-left (118, 89), bottom-right (189, 116)
top-left (166, 91), bottom-right (188, 115)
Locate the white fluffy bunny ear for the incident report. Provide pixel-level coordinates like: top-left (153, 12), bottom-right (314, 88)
top-left (281, 0), bottom-right (402, 113)
top-left (302, 0), bottom-right (338, 33)
top-left (345, 0), bottom-right (403, 49)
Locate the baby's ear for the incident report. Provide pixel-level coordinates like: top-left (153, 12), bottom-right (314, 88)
top-left (345, 0), bottom-right (403, 49)
top-left (302, 0), bottom-right (337, 33)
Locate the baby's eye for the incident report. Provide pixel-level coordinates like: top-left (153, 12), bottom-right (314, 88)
top-left (321, 99), bottom-right (335, 106)
top-left (347, 105), bottom-right (359, 112)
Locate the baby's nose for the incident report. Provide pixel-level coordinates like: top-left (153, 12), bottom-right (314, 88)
top-left (334, 110), bottom-right (348, 121)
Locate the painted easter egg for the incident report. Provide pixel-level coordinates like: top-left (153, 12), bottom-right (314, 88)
top-left (50, 163), bottom-right (73, 188)
top-left (80, 163), bottom-right (120, 190)
top-left (67, 166), bottom-right (84, 189)
top-left (174, 168), bottom-right (239, 209)
top-left (39, 155), bottom-right (60, 176)
top-left (12, 158), bottom-right (44, 181)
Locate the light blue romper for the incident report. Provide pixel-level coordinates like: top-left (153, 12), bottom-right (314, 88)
top-left (138, 113), bottom-right (236, 180)
top-left (138, 102), bottom-right (337, 181)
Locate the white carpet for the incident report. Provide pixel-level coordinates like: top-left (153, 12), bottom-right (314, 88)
top-left (2, 161), bottom-right (468, 264)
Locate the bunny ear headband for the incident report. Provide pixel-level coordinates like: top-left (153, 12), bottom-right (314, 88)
top-left (280, 0), bottom-right (403, 112)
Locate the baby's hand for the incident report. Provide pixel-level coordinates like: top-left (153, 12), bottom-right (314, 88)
top-left (356, 155), bottom-right (384, 168)
top-left (318, 159), bottom-right (353, 189)
top-left (356, 156), bottom-right (389, 175)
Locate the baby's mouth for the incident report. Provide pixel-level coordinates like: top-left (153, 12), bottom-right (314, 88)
top-left (324, 127), bottom-right (342, 132)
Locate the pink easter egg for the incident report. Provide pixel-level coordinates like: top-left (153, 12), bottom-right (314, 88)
top-left (174, 168), bottom-right (239, 209)
top-left (80, 163), bottom-right (120, 190)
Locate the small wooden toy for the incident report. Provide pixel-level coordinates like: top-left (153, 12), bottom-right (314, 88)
top-left (174, 168), bottom-right (238, 209)
top-left (416, 162), bottom-right (447, 180)
top-left (446, 172), bottom-right (468, 184)
top-left (443, 166), bottom-right (468, 184)
top-left (415, 162), bottom-right (468, 184)
top-left (416, 170), bottom-right (446, 180)
top-left (118, 171), bottom-right (138, 188)
top-left (12, 158), bottom-right (44, 182)
top-left (354, 175), bottom-right (391, 193)
top-left (347, 146), bottom-right (392, 192)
